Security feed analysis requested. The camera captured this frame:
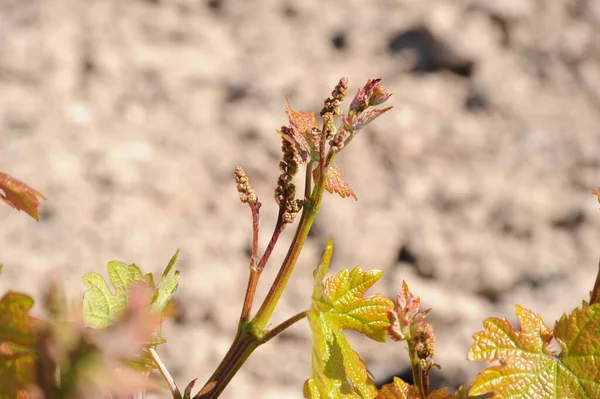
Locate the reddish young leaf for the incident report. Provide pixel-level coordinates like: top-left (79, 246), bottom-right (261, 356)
top-left (286, 101), bottom-right (319, 140)
top-left (313, 164), bottom-right (357, 200)
top-left (388, 281), bottom-right (431, 342)
top-left (0, 172), bottom-right (46, 221)
top-left (349, 78), bottom-right (393, 114)
top-left (279, 102), bottom-right (320, 163)
top-left (355, 107), bottom-right (393, 131)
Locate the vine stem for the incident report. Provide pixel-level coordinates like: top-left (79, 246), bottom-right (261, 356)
top-left (249, 202), bottom-right (260, 270)
top-left (193, 311), bottom-right (308, 399)
top-left (193, 329), bottom-right (259, 399)
top-left (240, 207), bottom-right (285, 323)
top-left (148, 347), bottom-right (180, 398)
top-left (195, 158), bottom-right (330, 398)
top-left (406, 340), bottom-right (427, 399)
top-left (239, 202), bottom-right (262, 322)
top-left (251, 164), bottom-right (327, 333)
top-left (590, 259), bottom-right (600, 305)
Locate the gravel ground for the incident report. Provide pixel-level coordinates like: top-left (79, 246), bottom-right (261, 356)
top-left (2, 0), bottom-right (600, 397)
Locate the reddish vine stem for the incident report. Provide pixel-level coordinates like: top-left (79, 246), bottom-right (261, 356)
top-left (240, 207), bottom-right (286, 322)
top-left (240, 270), bottom-right (259, 323)
top-left (318, 121), bottom-right (328, 172)
top-left (239, 202), bottom-right (261, 322)
top-left (590, 259), bottom-right (600, 305)
top-left (251, 164), bottom-right (328, 332)
top-left (249, 203), bottom-right (260, 270)
top-left (256, 218), bottom-right (285, 273)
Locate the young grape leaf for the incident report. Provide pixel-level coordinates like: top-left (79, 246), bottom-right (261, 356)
top-left (376, 377), bottom-right (481, 399)
top-left (0, 292), bottom-right (36, 346)
top-left (0, 292), bottom-right (37, 398)
top-left (83, 261), bottom-right (151, 328)
top-left (83, 250), bottom-right (179, 328)
top-left (468, 304), bottom-right (600, 398)
top-left (151, 249), bottom-right (180, 314)
top-left (82, 250), bottom-right (179, 328)
top-left (0, 172), bottom-right (46, 221)
top-left (304, 239), bottom-right (393, 399)
top-left (313, 164), bottom-right (357, 200)
top-left (376, 377), bottom-right (420, 399)
top-left (82, 252), bottom-right (180, 372)
top-left (280, 101), bottom-right (320, 164)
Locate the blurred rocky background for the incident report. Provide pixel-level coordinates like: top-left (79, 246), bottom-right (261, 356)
top-left (1, 0), bottom-right (600, 397)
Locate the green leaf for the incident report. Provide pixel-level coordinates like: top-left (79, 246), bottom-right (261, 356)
top-left (82, 261), bottom-right (148, 328)
top-left (82, 252), bottom-right (180, 372)
top-left (82, 250), bottom-right (179, 329)
top-left (468, 304), bottom-right (600, 398)
top-left (304, 239), bottom-right (393, 399)
top-left (150, 249), bottom-right (180, 314)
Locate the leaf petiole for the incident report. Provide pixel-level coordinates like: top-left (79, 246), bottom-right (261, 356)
top-left (148, 347), bottom-right (181, 398)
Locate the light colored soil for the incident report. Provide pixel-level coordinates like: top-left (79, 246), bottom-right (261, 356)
top-left (2, 0), bottom-right (600, 397)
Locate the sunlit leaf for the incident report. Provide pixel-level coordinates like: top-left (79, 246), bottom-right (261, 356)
top-left (304, 239), bottom-right (393, 398)
top-left (313, 165), bottom-right (357, 201)
top-left (0, 172), bottom-right (46, 221)
top-left (375, 378), bottom-right (478, 399)
top-left (468, 304), bottom-right (600, 398)
top-left (376, 377), bottom-right (420, 399)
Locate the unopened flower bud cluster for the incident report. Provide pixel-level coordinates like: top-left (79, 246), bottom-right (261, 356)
top-left (235, 166), bottom-right (258, 204)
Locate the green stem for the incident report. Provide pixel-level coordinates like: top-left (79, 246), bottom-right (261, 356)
top-left (251, 170), bottom-right (327, 333)
top-left (406, 340), bottom-right (426, 399)
top-left (304, 160), bottom-right (313, 200)
top-left (196, 154), bottom-right (334, 398)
